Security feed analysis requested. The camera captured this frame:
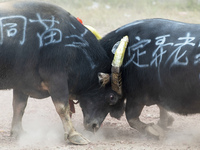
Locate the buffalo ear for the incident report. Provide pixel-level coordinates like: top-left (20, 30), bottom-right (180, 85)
top-left (98, 73), bottom-right (110, 87)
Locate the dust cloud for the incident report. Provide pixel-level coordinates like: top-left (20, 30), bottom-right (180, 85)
top-left (164, 122), bottom-right (200, 147)
top-left (15, 96), bottom-right (65, 148)
top-left (18, 119), bottom-right (64, 147)
top-left (1, 91), bottom-right (200, 149)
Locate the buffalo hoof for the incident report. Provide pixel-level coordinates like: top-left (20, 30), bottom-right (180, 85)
top-left (157, 115), bottom-right (175, 129)
top-left (10, 130), bottom-right (26, 139)
top-left (145, 124), bottom-right (165, 140)
top-left (66, 132), bottom-right (90, 145)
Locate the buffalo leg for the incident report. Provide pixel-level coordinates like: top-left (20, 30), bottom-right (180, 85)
top-left (46, 75), bottom-right (89, 145)
top-left (125, 98), bottom-right (164, 139)
top-left (52, 101), bottom-right (89, 144)
top-left (157, 105), bottom-right (174, 129)
top-left (11, 89), bottom-right (28, 138)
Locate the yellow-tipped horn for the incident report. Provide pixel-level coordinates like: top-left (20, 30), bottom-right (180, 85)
top-left (85, 25), bottom-right (102, 40)
top-left (111, 36), bottom-right (129, 95)
top-left (112, 36), bottom-right (129, 68)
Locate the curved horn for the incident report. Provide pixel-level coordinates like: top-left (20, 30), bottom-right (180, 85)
top-left (111, 36), bottom-right (129, 95)
top-left (85, 25), bottom-right (102, 40)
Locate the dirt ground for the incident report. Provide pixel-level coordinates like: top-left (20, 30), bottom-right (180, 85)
top-left (0, 0), bottom-right (200, 150)
top-left (0, 90), bottom-right (200, 150)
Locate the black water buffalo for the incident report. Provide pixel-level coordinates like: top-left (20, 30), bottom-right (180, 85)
top-left (0, 1), bottom-right (121, 145)
top-left (94, 18), bottom-right (200, 139)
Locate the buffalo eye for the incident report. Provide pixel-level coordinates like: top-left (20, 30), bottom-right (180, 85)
top-left (110, 94), bottom-right (114, 100)
top-left (109, 93), bottom-right (118, 105)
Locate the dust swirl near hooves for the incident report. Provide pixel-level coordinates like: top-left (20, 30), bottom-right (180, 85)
top-left (0, 91), bottom-right (200, 149)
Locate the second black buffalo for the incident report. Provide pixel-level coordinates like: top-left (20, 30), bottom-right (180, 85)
top-left (96, 18), bottom-right (200, 139)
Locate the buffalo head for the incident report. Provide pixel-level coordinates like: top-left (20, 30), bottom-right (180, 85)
top-left (80, 36), bottom-right (129, 132)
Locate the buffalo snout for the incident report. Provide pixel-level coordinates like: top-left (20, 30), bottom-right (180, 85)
top-left (84, 119), bottom-right (101, 132)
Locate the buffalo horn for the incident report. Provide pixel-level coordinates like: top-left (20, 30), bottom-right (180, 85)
top-left (111, 36), bottom-right (129, 95)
